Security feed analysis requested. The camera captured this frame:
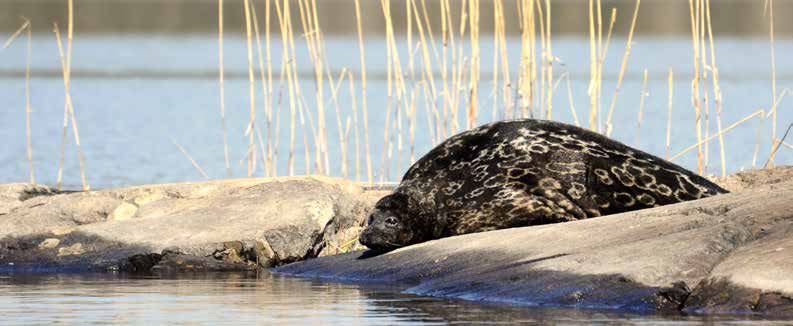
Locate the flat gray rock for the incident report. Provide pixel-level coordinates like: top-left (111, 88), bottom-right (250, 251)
top-left (0, 177), bottom-right (391, 272)
top-left (277, 168), bottom-right (793, 316)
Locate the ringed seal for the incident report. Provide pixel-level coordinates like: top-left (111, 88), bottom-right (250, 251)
top-left (359, 119), bottom-right (728, 252)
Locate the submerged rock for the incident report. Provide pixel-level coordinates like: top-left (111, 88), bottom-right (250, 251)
top-left (276, 167), bottom-right (793, 317)
top-left (0, 176), bottom-right (391, 273)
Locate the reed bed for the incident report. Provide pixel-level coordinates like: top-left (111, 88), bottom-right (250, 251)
top-left (6, 0), bottom-right (791, 188)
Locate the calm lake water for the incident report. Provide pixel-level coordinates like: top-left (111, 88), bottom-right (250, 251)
top-left (0, 273), bottom-right (790, 326)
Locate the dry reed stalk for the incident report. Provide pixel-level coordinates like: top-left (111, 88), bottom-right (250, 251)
top-left (273, 61), bottom-right (286, 177)
top-left (354, 0), bottom-right (372, 183)
top-left (421, 82), bottom-right (439, 145)
top-left (217, 0), bottom-right (231, 178)
top-left (596, 0), bottom-right (603, 131)
top-left (635, 69), bottom-right (648, 146)
top-left (451, 0), bottom-right (468, 134)
top-left (243, 0), bottom-right (257, 177)
top-left (593, 7), bottom-right (617, 128)
top-left (468, 0), bottom-right (480, 129)
top-left (491, 0), bottom-right (501, 121)
top-left (53, 22), bottom-right (89, 191)
top-left (517, 0), bottom-right (535, 119)
top-left (383, 0), bottom-right (410, 179)
top-left (286, 0), bottom-right (316, 176)
top-left (441, 0), bottom-right (452, 139)
top-left (2, 20), bottom-right (29, 48)
top-left (329, 69), bottom-right (349, 178)
top-left (670, 109), bottom-right (765, 162)
top-left (666, 68), bottom-right (673, 160)
top-left (24, 20), bottom-right (34, 184)
top-left (409, 0), bottom-right (440, 146)
top-left (587, 0), bottom-right (598, 130)
top-left (493, 0), bottom-right (511, 120)
top-left (688, 0), bottom-right (704, 175)
top-left (264, 0), bottom-right (274, 177)
top-left (299, 0), bottom-right (329, 175)
top-left (535, 0), bottom-right (546, 116)
top-left (409, 84), bottom-right (418, 164)
top-left (171, 138), bottom-right (209, 179)
top-left (348, 71), bottom-right (361, 182)
top-left (407, 0), bottom-right (414, 81)
top-left (703, 0), bottom-right (726, 176)
top-left (380, 0), bottom-right (399, 181)
top-left (605, 0), bottom-right (640, 137)
top-left (418, 0), bottom-right (441, 62)
top-left (297, 99), bottom-right (314, 175)
top-left (765, 123), bottom-right (792, 168)
top-left (544, 0), bottom-right (553, 119)
top-left (5, 19), bottom-right (35, 183)
top-left (753, 115), bottom-right (763, 168)
top-left (66, 1), bottom-right (88, 191)
top-left (254, 122), bottom-right (269, 171)
top-left (594, 7), bottom-right (616, 134)
top-left (451, 0), bottom-right (466, 132)
top-left (698, 0), bottom-right (709, 175)
top-left (563, 73), bottom-right (579, 127)
top-left (381, 0), bottom-right (394, 181)
top-left (249, 0), bottom-right (272, 177)
top-left (782, 141), bottom-right (793, 151)
top-left (295, 0), bottom-right (317, 172)
top-left (767, 0), bottom-right (779, 167)
top-left (274, 0), bottom-right (297, 175)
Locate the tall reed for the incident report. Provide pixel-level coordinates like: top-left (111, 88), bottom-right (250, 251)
top-left (666, 68), bottom-right (673, 160)
top-left (605, 0), bottom-right (641, 137)
top-left (689, 0), bottom-right (704, 175)
top-left (353, 0), bottom-right (373, 183)
top-left (217, 0), bottom-right (231, 177)
top-left (172, 138), bottom-right (209, 179)
top-left (54, 19), bottom-right (88, 191)
top-left (249, 0), bottom-right (272, 177)
top-left (635, 69), bottom-right (648, 147)
top-left (243, 0), bottom-right (257, 177)
top-left (4, 20), bottom-right (35, 184)
top-left (767, 0), bottom-right (778, 167)
top-left (704, 0), bottom-right (726, 176)
top-left (670, 110), bottom-right (765, 162)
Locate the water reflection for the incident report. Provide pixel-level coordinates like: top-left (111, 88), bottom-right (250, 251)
top-left (0, 273), bottom-right (790, 325)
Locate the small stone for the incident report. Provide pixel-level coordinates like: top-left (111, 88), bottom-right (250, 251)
top-left (133, 192), bottom-right (166, 206)
top-left (57, 243), bottom-right (84, 256)
top-left (38, 238), bottom-right (60, 249)
top-left (110, 202), bottom-right (138, 221)
top-left (254, 238), bottom-right (278, 268)
top-left (51, 228), bottom-right (74, 235)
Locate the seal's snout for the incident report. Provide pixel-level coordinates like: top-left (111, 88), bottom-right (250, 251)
top-left (359, 210), bottom-right (401, 252)
top-left (358, 221), bottom-right (375, 247)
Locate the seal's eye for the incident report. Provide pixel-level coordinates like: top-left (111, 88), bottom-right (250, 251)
top-left (367, 215), bottom-right (375, 225)
top-left (385, 216), bottom-right (398, 226)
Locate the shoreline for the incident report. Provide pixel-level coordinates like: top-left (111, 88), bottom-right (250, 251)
top-left (2, 167), bottom-right (793, 316)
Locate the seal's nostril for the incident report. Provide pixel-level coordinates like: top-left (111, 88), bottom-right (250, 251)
top-left (367, 215), bottom-right (374, 225)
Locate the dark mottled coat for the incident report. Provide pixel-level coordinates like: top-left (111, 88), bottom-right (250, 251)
top-left (359, 119), bottom-right (727, 251)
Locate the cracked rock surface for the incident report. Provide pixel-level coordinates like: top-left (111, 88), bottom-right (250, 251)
top-left (277, 167), bottom-right (793, 316)
top-left (0, 176), bottom-right (391, 272)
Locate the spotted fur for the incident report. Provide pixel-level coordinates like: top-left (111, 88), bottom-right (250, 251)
top-left (359, 119), bottom-right (728, 252)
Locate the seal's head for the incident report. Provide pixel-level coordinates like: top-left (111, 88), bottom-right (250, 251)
top-left (359, 193), bottom-right (420, 252)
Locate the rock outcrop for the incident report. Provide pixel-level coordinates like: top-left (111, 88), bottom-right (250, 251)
top-left (277, 167), bottom-right (793, 316)
top-left (0, 176), bottom-right (392, 272)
